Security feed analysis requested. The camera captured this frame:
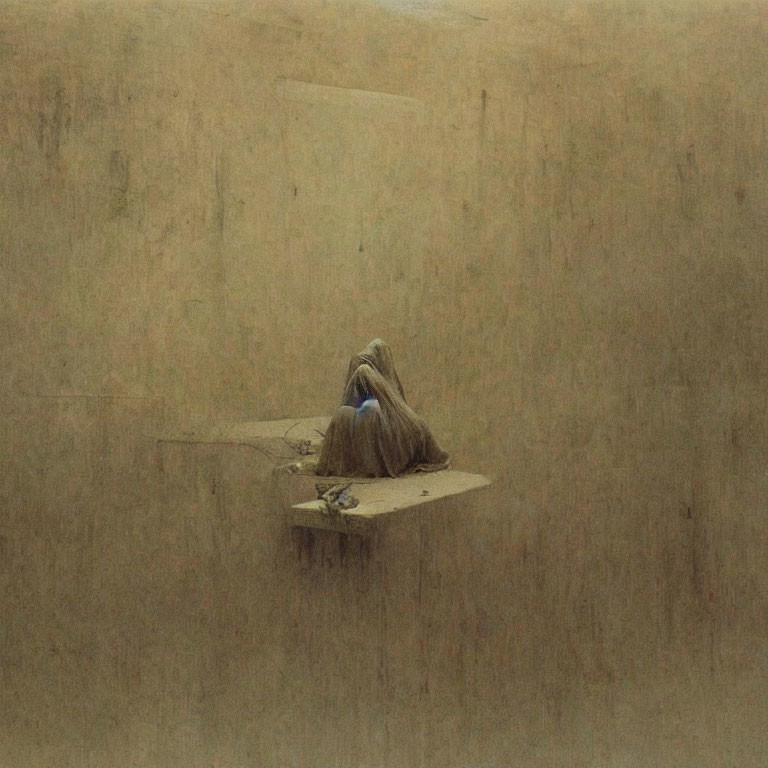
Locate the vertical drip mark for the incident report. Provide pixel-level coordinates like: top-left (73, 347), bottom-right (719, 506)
top-left (476, 89), bottom-right (488, 226)
top-left (376, 531), bottom-right (390, 759)
top-left (212, 151), bottom-right (228, 323)
top-left (417, 517), bottom-right (429, 765)
top-left (214, 151), bottom-right (226, 237)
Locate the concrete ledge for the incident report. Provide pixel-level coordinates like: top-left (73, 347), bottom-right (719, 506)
top-left (158, 416), bottom-right (330, 460)
top-left (288, 470), bottom-right (491, 536)
top-left (159, 417), bottom-right (489, 537)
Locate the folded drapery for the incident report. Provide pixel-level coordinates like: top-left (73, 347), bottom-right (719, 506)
top-left (316, 339), bottom-right (449, 478)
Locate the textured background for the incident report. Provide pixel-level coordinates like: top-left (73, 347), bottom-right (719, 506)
top-left (1, 0), bottom-right (767, 765)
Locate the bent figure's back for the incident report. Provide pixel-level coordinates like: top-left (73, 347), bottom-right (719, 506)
top-left (316, 340), bottom-right (449, 478)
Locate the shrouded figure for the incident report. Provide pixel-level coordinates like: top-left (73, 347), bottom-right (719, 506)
top-left (316, 339), bottom-right (449, 478)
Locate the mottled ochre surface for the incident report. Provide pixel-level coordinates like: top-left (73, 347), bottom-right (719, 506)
top-left (1, 0), bottom-right (767, 766)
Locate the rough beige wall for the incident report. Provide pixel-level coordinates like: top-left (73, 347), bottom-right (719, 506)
top-left (2, 0), bottom-right (768, 765)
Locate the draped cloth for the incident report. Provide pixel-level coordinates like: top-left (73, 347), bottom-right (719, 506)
top-left (316, 339), bottom-right (450, 478)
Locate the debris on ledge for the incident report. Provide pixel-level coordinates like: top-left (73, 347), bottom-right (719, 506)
top-left (288, 470), bottom-right (491, 536)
